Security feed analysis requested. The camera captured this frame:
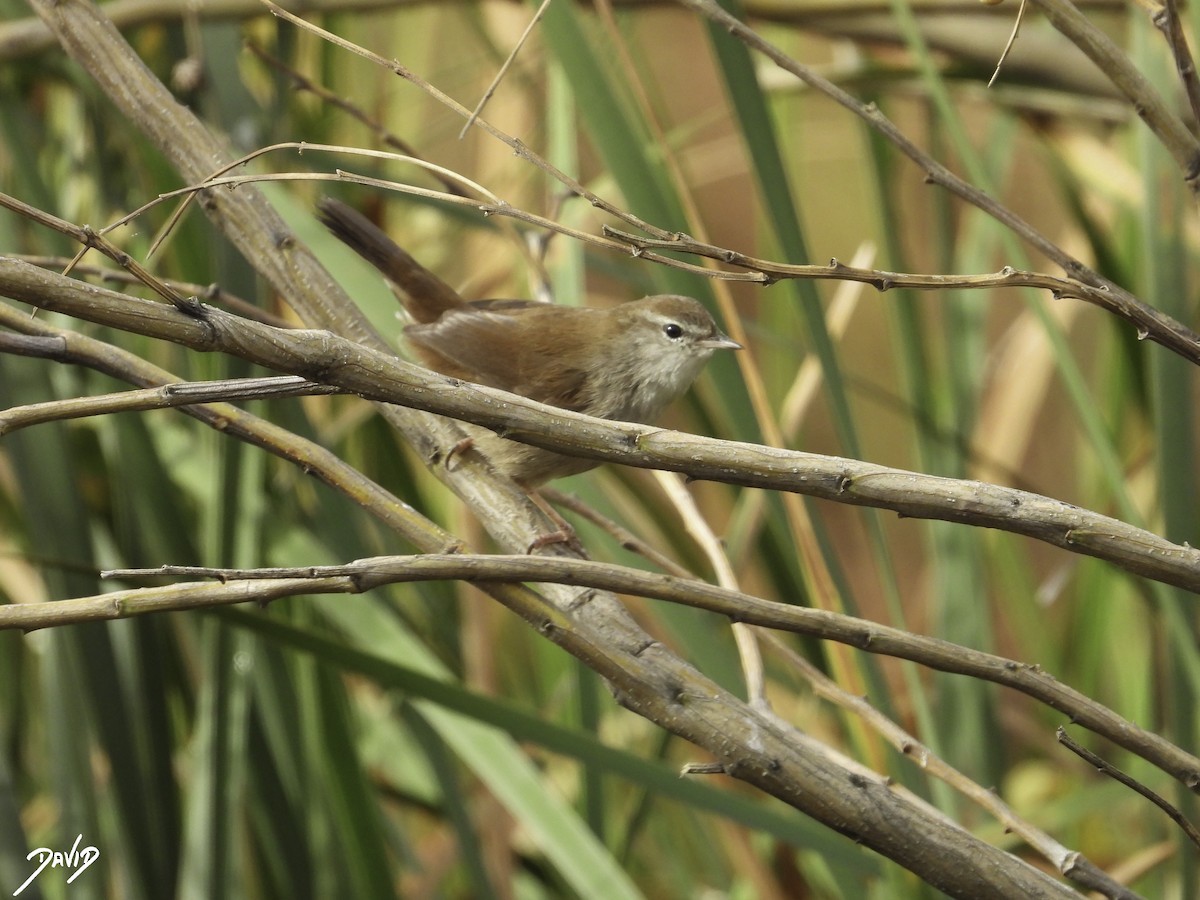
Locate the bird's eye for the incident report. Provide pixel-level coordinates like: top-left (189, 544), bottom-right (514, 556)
top-left (663, 322), bottom-right (684, 339)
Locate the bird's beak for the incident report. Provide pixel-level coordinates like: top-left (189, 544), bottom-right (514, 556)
top-left (700, 332), bottom-right (742, 351)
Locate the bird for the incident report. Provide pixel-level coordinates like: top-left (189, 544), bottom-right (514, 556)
top-left (318, 197), bottom-right (740, 487)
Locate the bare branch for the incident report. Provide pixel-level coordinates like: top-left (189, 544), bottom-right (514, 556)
top-left (0, 376), bottom-right (347, 435)
top-left (458, 0), bottom-right (553, 139)
top-left (3, 552), bottom-right (1195, 804)
top-left (1027, 0), bottom-right (1200, 187)
top-left (605, 229), bottom-right (1200, 367)
top-left (0, 299), bottom-right (461, 554)
top-left (767, 635), bottom-right (1144, 899)
top-left (5, 256), bottom-right (1200, 595)
top-left (1150, 0), bottom-right (1200, 130)
top-left (1058, 728), bottom-right (1200, 850)
top-left (676, 0), bottom-right (1198, 336)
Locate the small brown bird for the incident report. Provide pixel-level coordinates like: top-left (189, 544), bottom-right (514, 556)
top-left (318, 198), bottom-right (740, 486)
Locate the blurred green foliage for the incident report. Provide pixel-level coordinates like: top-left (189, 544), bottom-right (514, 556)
top-left (0, 1), bottom-right (1196, 896)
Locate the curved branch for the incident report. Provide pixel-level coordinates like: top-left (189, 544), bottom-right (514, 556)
top-left (3, 257), bottom-right (1199, 595)
top-left (4, 552), bottom-right (1194, 804)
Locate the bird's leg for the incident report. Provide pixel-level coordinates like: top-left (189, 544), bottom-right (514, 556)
top-left (525, 490), bottom-right (585, 555)
top-left (442, 436), bottom-right (476, 471)
top-left (440, 440), bottom-right (583, 553)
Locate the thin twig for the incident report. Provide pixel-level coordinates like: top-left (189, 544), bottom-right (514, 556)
top-left (245, 41), bottom-right (472, 197)
top-left (766, 634), bottom-right (1143, 900)
top-left (263, 0), bottom-right (679, 241)
top-left (988, 0), bottom-right (1027, 88)
top-left (1058, 727), bottom-right (1200, 851)
top-left (459, 0), bottom-right (553, 139)
top-left (0, 376), bottom-right (348, 435)
top-left (603, 228), bottom-right (1200, 367)
top-left (653, 471), bottom-right (767, 708)
top-left (12, 255), bottom-right (288, 327)
top-left (105, 142), bottom-right (499, 257)
top-left (0, 192), bottom-right (197, 312)
top-left (1150, 0), bottom-right (1200, 131)
top-left (540, 487), bottom-right (694, 577)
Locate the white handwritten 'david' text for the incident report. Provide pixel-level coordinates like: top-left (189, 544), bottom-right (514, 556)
top-left (13, 834), bottom-right (99, 896)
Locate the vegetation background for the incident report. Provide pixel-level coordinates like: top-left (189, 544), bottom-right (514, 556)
top-left (0, 0), bottom-right (1196, 896)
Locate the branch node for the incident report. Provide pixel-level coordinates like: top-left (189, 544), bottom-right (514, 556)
top-left (632, 637), bottom-right (659, 657)
top-left (566, 588), bottom-right (598, 612)
top-left (681, 761), bottom-right (727, 776)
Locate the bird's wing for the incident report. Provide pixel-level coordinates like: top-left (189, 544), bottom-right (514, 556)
top-left (405, 307), bottom-right (592, 412)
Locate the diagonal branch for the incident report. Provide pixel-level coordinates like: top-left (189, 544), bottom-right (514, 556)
top-left (1152, 0), bottom-right (1200, 129)
top-left (23, 0), bottom-right (581, 559)
top-left (9, 2), bottom-right (1173, 890)
top-left (767, 635), bottom-right (1145, 899)
top-left (1028, 0), bottom-right (1200, 186)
